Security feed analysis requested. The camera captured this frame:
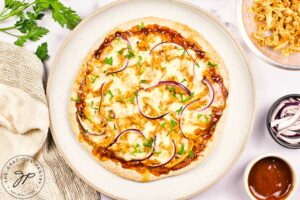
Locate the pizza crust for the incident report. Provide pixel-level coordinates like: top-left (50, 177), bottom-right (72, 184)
top-left (68, 17), bottom-right (229, 182)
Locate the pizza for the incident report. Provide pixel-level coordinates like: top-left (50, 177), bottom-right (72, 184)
top-left (68, 17), bottom-right (229, 182)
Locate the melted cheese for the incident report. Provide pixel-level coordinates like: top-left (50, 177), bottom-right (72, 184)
top-left (76, 27), bottom-right (226, 165)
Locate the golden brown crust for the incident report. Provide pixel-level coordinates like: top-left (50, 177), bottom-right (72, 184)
top-left (68, 17), bottom-right (229, 182)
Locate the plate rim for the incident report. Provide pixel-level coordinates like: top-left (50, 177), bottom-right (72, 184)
top-left (46, 0), bottom-right (256, 199)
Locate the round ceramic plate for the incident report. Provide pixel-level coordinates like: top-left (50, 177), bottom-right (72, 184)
top-left (47, 0), bottom-right (255, 199)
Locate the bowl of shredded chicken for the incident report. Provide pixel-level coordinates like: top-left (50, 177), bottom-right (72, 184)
top-left (238, 0), bottom-right (300, 69)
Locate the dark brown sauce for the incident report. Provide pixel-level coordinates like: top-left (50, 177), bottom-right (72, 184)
top-left (248, 157), bottom-right (293, 200)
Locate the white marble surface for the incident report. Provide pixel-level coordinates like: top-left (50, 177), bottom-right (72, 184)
top-left (1, 0), bottom-right (300, 199)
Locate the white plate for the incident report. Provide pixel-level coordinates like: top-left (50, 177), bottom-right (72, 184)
top-left (47, 0), bottom-right (255, 199)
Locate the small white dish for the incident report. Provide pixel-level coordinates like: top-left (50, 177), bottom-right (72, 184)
top-left (244, 153), bottom-right (298, 200)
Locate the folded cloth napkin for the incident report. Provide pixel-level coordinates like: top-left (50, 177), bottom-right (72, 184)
top-left (0, 41), bottom-right (100, 200)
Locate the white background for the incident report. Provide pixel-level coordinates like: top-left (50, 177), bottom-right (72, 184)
top-left (0, 0), bottom-right (299, 199)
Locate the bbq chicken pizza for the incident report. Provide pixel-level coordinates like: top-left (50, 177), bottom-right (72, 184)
top-left (69, 17), bottom-right (229, 182)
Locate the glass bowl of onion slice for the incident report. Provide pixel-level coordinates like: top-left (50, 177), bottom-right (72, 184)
top-left (267, 94), bottom-right (300, 149)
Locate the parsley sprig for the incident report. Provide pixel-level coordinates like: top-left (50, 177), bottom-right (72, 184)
top-left (0, 0), bottom-right (81, 61)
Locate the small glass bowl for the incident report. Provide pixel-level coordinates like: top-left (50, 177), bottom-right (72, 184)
top-left (237, 0), bottom-right (300, 70)
top-left (266, 94), bottom-right (300, 149)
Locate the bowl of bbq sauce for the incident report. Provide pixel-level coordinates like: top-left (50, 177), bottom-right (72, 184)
top-left (244, 154), bottom-right (298, 200)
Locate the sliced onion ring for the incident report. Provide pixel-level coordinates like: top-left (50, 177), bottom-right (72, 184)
top-left (106, 59), bottom-right (129, 74)
top-left (106, 129), bottom-right (155, 161)
top-left (107, 128), bottom-right (144, 148)
top-left (145, 80), bottom-right (192, 96)
top-left (197, 78), bottom-right (215, 111)
top-left (136, 89), bottom-right (169, 120)
top-left (77, 114), bottom-right (105, 136)
top-left (278, 135), bottom-right (300, 144)
top-left (270, 96), bottom-right (300, 144)
top-left (149, 42), bottom-right (189, 56)
top-left (149, 140), bottom-right (176, 168)
top-left (179, 78), bottom-right (214, 137)
top-left (106, 38), bottom-right (130, 74)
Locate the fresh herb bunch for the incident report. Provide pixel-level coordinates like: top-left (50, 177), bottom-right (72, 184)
top-left (0, 0), bottom-right (81, 61)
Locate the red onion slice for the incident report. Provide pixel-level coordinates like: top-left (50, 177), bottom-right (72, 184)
top-left (149, 140), bottom-right (176, 168)
top-left (77, 114), bottom-right (105, 136)
top-left (106, 38), bottom-right (130, 74)
top-left (106, 59), bottom-right (129, 74)
top-left (278, 135), bottom-right (300, 144)
top-left (107, 129), bottom-right (155, 161)
top-left (149, 42), bottom-right (189, 56)
top-left (155, 80), bottom-right (192, 96)
top-left (136, 89), bottom-right (169, 120)
top-left (179, 99), bottom-right (200, 138)
top-left (145, 80), bottom-right (192, 96)
top-left (179, 78), bottom-right (214, 137)
top-left (196, 78), bottom-right (214, 111)
top-left (278, 112), bottom-right (300, 130)
top-left (275, 102), bottom-right (300, 119)
top-left (270, 96), bottom-right (300, 144)
top-left (107, 128), bottom-right (145, 148)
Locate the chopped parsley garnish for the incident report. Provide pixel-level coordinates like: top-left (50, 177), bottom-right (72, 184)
top-left (115, 37), bottom-right (120, 44)
top-left (140, 79), bottom-right (147, 83)
top-left (138, 55), bottom-right (143, 65)
top-left (181, 92), bottom-right (194, 103)
top-left (104, 56), bottom-right (113, 66)
top-left (161, 122), bottom-right (166, 127)
top-left (138, 22), bottom-right (145, 30)
top-left (197, 113), bottom-right (202, 120)
top-left (131, 143), bottom-right (142, 155)
top-left (143, 137), bottom-right (154, 148)
top-left (204, 115), bottom-right (210, 123)
top-left (181, 79), bottom-right (187, 83)
top-left (85, 115), bottom-right (93, 124)
top-left (175, 106), bottom-right (183, 115)
top-left (196, 63), bottom-right (200, 68)
top-left (71, 96), bottom-right (80, 103)
top-left (179, 48), bottom-right (187, 55)
top-left (113, 124), bottom-right (117, 130)
top-left (90, 101), bottom-right (98, 110)
top-left (134, 91), bottom-right (139, 97)
top-left (118, 49), bottom-right (124, 55)
top-left (158, 106), bottom-right (162, 111)
top-left (125, 45), bottom-right (135, 59)
top-left (90, 75), bottom-right (99, 83)
top-left (178, 145), bottom-right (185, 155)
top-left (154, 151), bottom-right (162, 155)
top-left (105, 90), bottom-right (114, 100)
top-left (167, 86), bottom-right (176, 97)
top-left (127, 97), bottom-right (135, 103)
top-left (170, 119), bottom-right (177, 128)
top-left (167, 119), bottom-right (177, 135)
top-left (189, 150), bottom-right (195, 159)
top-left (208, 61), bottom-right (217, 67)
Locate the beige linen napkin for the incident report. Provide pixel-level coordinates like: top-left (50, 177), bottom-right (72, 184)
top-left (0, 41), bottom-right (100, 200)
